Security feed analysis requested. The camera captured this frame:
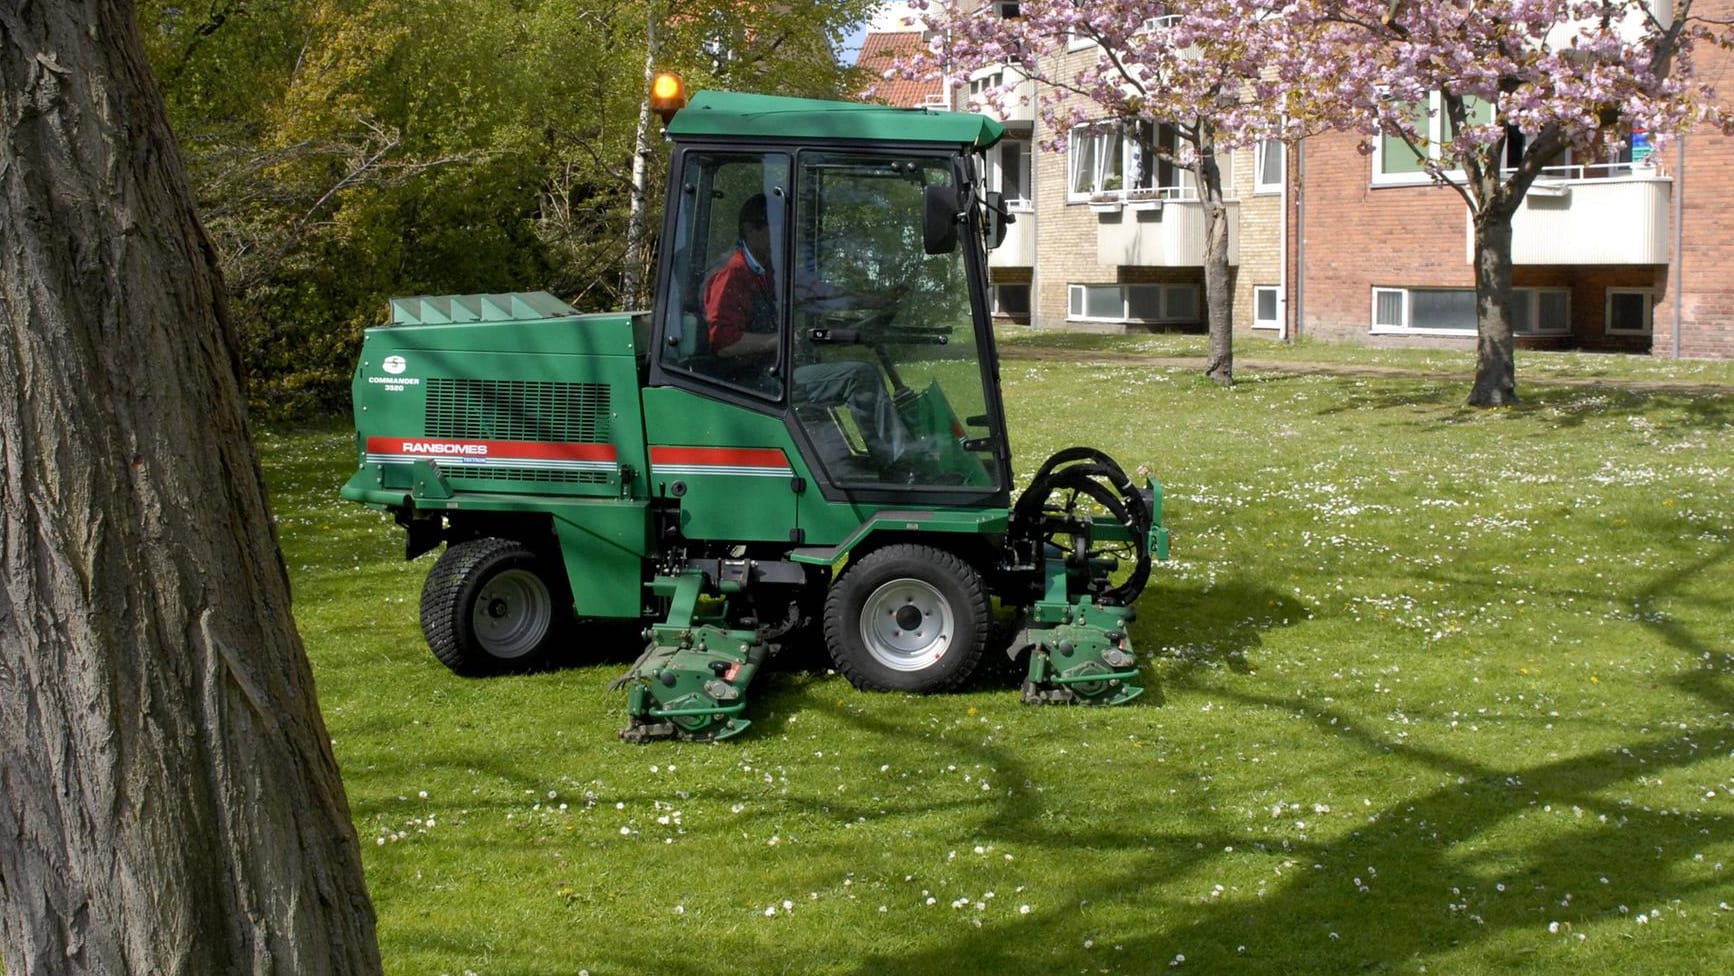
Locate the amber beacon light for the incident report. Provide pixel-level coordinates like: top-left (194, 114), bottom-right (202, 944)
top-left (650, 72), bottom-right (689, 123)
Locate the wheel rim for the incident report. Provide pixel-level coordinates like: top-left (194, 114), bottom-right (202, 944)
top-left (858, 577), bottom-right (955, 673)
top-left (470, 568), bottom-right (553, 659)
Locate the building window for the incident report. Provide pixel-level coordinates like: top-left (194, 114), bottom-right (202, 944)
top-left (1503, 126), bottom-right (1646, 180)
top-left (1512, 289), bottom-right (1570, 334)
top-left (1372, 287), bottom-right (1569, 335)
top-left (1068, 283), bottom-right (1199, 325)
top-left (1069, 121), bottom-right (1186, 202)
top-left (988, 139), bottom-right (1031, 209)
top-left (1606, 288), bottom-right (1655, 335)
top-left (1253, 285), bottom-right (1280, 330)
top-left (996, 1), bottom-right (1021, 18)
top-left (1255, 140), bottom-right (1283, 194)
top-left (1373, 93), bottom-right (1492, 185)
top-left (969, 71), bottom-right (1004, 98)
top-left (992, 283), bottom-right (1031, 321)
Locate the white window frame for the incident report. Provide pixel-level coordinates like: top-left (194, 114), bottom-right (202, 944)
top-left (1255, 139), bottom-right (1284, 194)
top-left (1068, 121), bottom-right (1189, 203)
top-left (987, 138), bottom-right (1033, 211)
top-left (1068, 283), bottom-right (1200, 325)
top-left (1372, 286), bottom-right (1571, 336)
top-left (1252, 285), bottom-right (1281, 330)
top-left (1605, 288), bottom-right (1655, 336)
top-left (968, 70), bottom-right (1004, 99)
top-left (1501, 126), bottom-right (1645, 182)
top-left (1371, 92), bottom-right (1492, 187)
top-left (1513, 288), bottom-right (1571, 335)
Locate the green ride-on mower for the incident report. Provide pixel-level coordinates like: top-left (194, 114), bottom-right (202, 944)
top-left (340, 79), bottom-right (1170, 741)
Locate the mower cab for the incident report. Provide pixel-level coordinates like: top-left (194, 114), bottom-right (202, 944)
top-left (341, 84), bottom-right (1170, 741)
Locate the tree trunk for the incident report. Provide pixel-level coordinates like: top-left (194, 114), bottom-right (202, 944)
top-left (1197, 149), bottom-right (1234, 386)
top-left (1469, 208), bottom-right (1520, 406)
top-left (0, 4), bottom-right (382, 974)
top-left (621, 10), bottom-right (659, 311)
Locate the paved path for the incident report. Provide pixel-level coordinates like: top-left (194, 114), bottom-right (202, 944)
top-left (997, 347), bottom-right (1734, 396)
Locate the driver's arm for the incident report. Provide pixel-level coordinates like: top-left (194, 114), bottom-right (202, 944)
top-left (793, 271), bottom-right (906, 313)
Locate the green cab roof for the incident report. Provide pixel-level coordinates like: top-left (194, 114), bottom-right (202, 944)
top-left (666, 90), bottom-right (1004, 151)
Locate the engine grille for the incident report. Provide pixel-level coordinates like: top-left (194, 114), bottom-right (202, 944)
top-left (447, 466), bottom-right (604, 486)
top-left (424, 379), bottom-right (613, 486)
top-left (425, 378), bottom-right (611, 443)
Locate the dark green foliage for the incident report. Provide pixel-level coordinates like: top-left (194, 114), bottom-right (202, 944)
top-left (137, 0), bottom-right (878, 417)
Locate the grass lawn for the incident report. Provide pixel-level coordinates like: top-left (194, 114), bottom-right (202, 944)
top-left (267, 341), bottom-right (1733, 976)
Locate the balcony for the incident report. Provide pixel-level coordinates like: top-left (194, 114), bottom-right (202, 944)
top-left (1096, 198), bottom-right (1240, 267)
top-left (965, 64), bottom-right (1035, 126)
top-left (989, 205), bottom-right (1035, 268)
top-left (1502, 173), bottom-right (1671, 265)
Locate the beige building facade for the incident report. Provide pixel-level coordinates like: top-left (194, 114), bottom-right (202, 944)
top-left (961, 32), bottom-right (1284, 340)
top-left (859, 2), bottom-right (1734, 358)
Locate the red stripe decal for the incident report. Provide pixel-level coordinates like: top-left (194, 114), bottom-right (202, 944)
top-left (649, 446), bottom-right (790, 468)
top-left (367, 437), bottom-right (617, 462)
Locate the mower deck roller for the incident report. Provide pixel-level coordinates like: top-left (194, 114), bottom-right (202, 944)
top-left (341, 87), bottom-right (1170, 741)
top-left (1007, 447), bottom-right (1164, 706)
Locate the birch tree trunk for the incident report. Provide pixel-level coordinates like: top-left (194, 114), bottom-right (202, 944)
top-left (621, 9), bottom-right (659, 311)
top-left (0, 3), bottom-right (381, 973)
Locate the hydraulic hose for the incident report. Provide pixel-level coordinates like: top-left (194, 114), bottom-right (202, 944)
top-left (1011, 447), bottom-right (1154, 606)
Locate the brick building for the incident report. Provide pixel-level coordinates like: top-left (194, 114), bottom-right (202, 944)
top-left (856, 5), bottom-right (1282, 336)
top-left (1291, 102), bottom-right (1734, 359)
top-left (857, 3), bottom-right (1734, 358)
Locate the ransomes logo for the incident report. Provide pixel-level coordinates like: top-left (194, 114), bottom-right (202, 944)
top-left (400, 441), bottom-right (488, 456)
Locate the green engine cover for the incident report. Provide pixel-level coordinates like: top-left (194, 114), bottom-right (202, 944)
top-left (341, 292), bottom-right (655, 618)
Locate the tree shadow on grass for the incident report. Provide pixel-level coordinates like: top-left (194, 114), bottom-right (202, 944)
top-left (827, 550), bottom-right (1734, 976)
top-left (1235, 370), bottom-right (1467, 418)
top-left (347, 544), bottom-right (1732, 976)
top-left (1139, 577), bottom-right (1310, 683)
top-left (831, 693), bottom-right (1731, 976)
top-left (1523, 385), bottom-right (1732, 431)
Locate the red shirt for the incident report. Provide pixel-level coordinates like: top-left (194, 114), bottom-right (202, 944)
top-left (703, 246), bottom-right (776, 353)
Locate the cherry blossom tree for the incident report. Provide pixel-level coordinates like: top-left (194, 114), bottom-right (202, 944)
top-left (904, 0), bottom-right (1287, 386)
top-left (906, 1), bottom-right (1733, 405)
top-left (1266, 0), bottom-right (1731, 405)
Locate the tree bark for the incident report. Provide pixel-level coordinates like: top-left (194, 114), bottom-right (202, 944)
top-left (1469, 208), bottom-right (1520, 407)
top-left (0, 3), bottom-right (381, 974)
top-left (1196, 139), bottom-right (1234, 386)
top-left (621, 8), bottom-right (659, 311)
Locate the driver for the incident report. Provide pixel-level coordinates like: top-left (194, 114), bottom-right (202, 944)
top-left (704, 194), bottom-right (912, 472)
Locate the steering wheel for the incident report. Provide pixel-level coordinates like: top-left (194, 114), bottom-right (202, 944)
top-left (852, 302), bottom-right (899, 337)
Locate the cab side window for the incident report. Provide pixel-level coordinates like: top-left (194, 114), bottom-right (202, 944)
top-left (659, 151), bottom-right (789, 398)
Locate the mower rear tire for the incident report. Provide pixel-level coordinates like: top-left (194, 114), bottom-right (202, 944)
top-left (824, 544), bottom-right (989, 693)
top-left (420, 537), bottom-right (571, 676)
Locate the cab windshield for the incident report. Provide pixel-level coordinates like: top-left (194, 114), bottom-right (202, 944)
top-left (792, 151), bottom-right (1001, 490)
top-left (657, 148), bottom-right (1002, 492)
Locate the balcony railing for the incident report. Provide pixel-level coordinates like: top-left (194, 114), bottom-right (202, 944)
top-left (1097, 198), bottom-right (1239, 267)
top-left (1500, 174), bottom-right (1671, 266)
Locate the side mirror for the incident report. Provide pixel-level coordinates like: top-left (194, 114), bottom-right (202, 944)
top-left (923, 184), bottom-right (960, 255)
top-left (983, 191), bottom-right (1013, 250)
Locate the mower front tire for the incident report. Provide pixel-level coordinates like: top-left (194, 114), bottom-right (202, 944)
top-left (420, 537), bottom-right (571, 676)
top-left (824, 544), bottom-right (989, 694)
